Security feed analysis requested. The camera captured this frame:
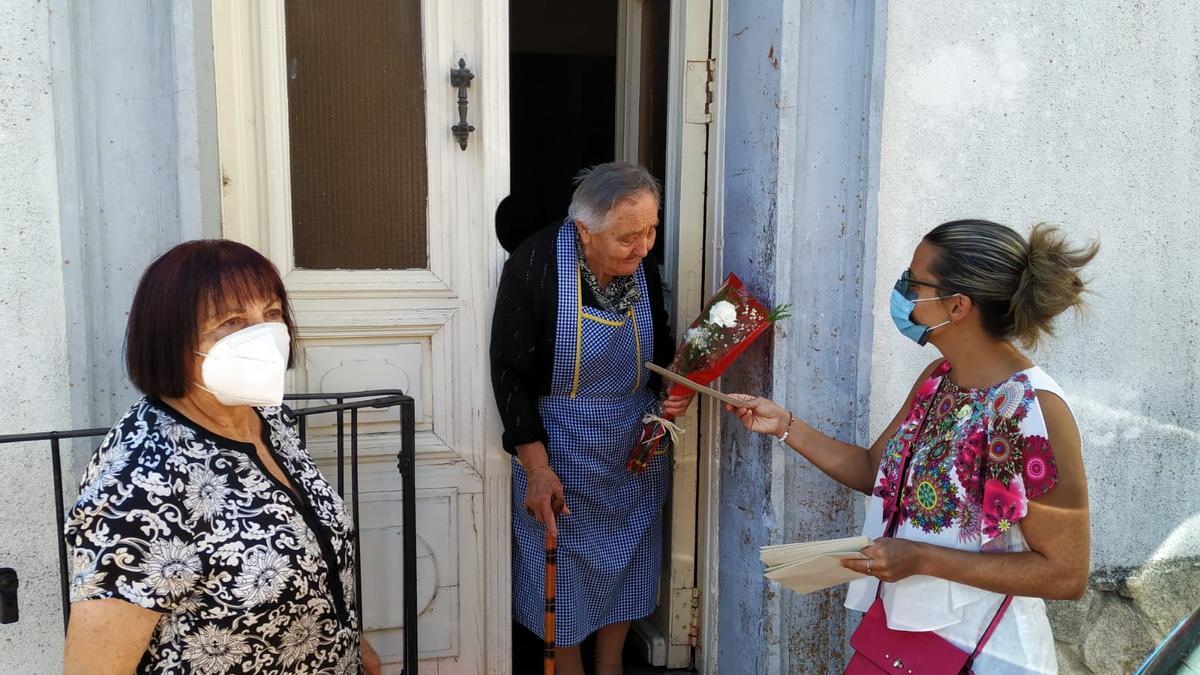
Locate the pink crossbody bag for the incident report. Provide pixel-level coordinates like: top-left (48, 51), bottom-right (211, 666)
top-left (845, 372), bottom-right (1012, 675)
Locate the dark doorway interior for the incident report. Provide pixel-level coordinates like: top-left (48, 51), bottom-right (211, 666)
top-left (502, 0), bottom-right (672, 259)
top-left (501, 0), bottom-right (618, 252)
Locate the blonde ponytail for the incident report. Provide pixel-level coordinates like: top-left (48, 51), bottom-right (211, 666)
top-left (1009, 223), bottom-right (1099, 347)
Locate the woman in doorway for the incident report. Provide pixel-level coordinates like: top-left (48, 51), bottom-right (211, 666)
top-left (491, 162), bottom-right (695, 675)
top-left (62, 240), bottom-right (380, 674)
top-left (727, 220), bottom-right (1096, 673)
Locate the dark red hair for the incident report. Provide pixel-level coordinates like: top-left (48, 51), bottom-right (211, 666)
top-left (125, 240), bottom-right (296, 397)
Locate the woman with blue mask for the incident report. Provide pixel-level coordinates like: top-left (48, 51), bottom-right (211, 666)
top-left (727, 220), bottom-right (1098, 673)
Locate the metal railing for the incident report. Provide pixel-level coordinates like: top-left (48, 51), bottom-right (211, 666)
top-left (0, 390), bottom-right (418, 674)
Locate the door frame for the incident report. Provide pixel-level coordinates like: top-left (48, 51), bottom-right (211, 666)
top-left (695, 0), bottom-right (728, 671)
top-left (615, 0), bottom-right (726, 669)
top-left (210, 1), bottom-right (512, 671)
top-left (668, 1), bottom-right (731, 672)
top-left (614, 0), bottom-right (644, 163)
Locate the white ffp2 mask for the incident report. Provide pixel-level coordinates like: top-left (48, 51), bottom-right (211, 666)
top-left (196, 322), bottom-right (291, 406)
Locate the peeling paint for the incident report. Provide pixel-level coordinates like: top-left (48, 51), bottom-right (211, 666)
top-left (718, 0), bottom-right (883, 671)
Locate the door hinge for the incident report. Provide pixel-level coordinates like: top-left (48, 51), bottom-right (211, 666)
top-left (705, 58), bottom-right (715, 117)
top-left (685, 59), bottom-right (715, 125)
top-left (688, 587), bottom-right (701, 649)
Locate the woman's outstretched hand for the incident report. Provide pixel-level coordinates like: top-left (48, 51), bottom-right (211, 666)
top-left (724, 395), bottom-right (791, 437)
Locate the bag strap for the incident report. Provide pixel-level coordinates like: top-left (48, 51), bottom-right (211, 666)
top-left (963, 595), bottom-right (1013, 669)
top-left (883, 367), bottom-right (947, 538)
top-left (874, 371), bottom-right (945, 599)
top-left (876, 363), bottom-right (1014, 667)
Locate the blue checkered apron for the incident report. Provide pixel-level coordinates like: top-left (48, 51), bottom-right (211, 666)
top-left (511, 221), bottom-right (668, 646)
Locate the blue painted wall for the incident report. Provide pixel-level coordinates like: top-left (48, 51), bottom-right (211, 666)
top-left (717, 1), bottom-right (886, 671)
top-left (717, 0), bottom-right (788, 671)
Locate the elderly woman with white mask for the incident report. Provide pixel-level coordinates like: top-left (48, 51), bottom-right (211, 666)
top-left (62, 240), bottom-right (380, 674)
top-left (491, 162), bottom-right (695, 674)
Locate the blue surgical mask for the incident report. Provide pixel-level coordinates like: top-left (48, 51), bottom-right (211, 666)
top-left (890, 288), bottom-right (954, 346)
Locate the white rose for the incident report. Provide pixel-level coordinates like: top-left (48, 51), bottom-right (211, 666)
top-left (708, 300), bottom-right (738, 328)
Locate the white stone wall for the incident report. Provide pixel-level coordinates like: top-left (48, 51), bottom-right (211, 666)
top-left (0, 2), bottom-right (72, 672)
top-left (870, 1), bottom-right (1200, 668)
top-left (871, 0), bottom-right (1200, 570)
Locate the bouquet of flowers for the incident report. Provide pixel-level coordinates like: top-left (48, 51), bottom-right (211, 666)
top-left (627, 273), bottom-right (790, 473)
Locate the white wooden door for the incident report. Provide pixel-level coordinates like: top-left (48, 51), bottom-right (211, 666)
top-left (212, 2), bottom-right (510, 673)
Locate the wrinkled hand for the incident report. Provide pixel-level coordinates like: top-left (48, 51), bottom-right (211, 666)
top-left (361, 637), bottom-right (382, 675)
top-left (840, 537), bottom-right (927, 583)
top-left (724, 395), bottom-right (791, 437)
top-left (525, 465), bottom-right (569, 537)
top-left (661, 390), bottom-right (697, 418)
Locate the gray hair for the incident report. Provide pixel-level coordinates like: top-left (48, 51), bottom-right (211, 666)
top-left (567, 162), bottom-right (662, 233)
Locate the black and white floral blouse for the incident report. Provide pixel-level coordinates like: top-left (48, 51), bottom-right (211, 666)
top-left (64, 397), bottom-right (360, 674)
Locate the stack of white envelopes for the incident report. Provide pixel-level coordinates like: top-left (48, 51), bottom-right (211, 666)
top-left (760, 535), bottom-right (872, 594)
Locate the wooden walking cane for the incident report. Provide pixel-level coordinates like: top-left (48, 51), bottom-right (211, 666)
top-left (544, 525), bottom-right (557, 675)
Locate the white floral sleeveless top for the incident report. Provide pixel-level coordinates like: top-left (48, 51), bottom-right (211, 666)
top-left (846, 361), bottom-right (1078, 674)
